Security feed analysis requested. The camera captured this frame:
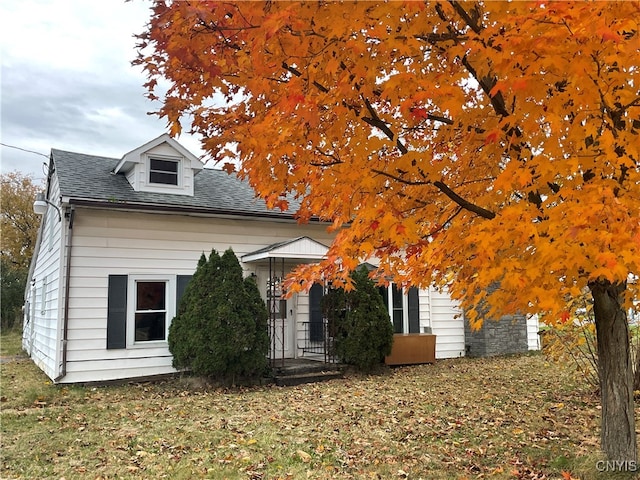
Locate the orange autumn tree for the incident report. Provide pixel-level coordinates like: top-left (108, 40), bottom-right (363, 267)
top-left (137, 1), bottom-right (640, 463)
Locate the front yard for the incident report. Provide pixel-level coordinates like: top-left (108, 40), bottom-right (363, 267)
top-left (1, 329), bottom-right (637, 479)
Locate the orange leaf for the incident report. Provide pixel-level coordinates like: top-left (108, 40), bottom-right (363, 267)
top-left (222, 162), bottom-right (236, 174)
top-left (597, 27), bottom-right (623, 43)
top-left (489, 80), bottom-right (507, 97)
top-left (484, 130), bottom-right (500, 145)
top-left (410, 107), bottom-right (429, 120)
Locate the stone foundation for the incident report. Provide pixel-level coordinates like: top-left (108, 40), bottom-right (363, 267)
top-left (464, 313), bottom-right (529, 357)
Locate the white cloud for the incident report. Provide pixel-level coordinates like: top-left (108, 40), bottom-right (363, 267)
top-left (0, 0), bottom-right (207, 180)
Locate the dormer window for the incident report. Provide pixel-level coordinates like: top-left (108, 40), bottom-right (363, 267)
top-left (149, 157), bottom-right (179, 185)
top-left (114, 134), bottom-right (203, 196)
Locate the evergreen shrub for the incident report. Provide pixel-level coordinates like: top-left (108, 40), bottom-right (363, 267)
top-left (168, 248), bottom-right (269, 384)
top-left (323, 266), bottom-right (394, 371)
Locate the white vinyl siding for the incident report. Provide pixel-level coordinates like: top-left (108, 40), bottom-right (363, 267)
top-left (47, 208), bottom-right (56, 251)
top-left (421, 287), bottom-right (466, 359)
top-left (25, 175), bottom-right (64, 380)
top-left (527, 314), bottom-right (541, 351)
top-left (60, 208), bottom-right (336, 383)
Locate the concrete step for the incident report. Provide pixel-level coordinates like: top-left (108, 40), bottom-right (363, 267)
top-left (274, 370), bottom-right (343, 387)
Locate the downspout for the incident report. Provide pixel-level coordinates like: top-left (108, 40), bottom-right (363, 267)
top-left (54, 206), bottom-right (75, 383)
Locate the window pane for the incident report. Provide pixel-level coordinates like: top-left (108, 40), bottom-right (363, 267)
top-left (393, 310), bottom-right (404, 334)
top-left (135, 312), bottom-right (166, 341)
top-left (149, 158), bottom-right (179, 185)
top-left (137, 282), bottom-right (166, 310)
top-left (378, 286), bottom-right (388, 310)
top-left (392, 285), bottom-right (404, 333)
top-left (150, 158), bottom-right (178, 173)
top-left (149, 171), bottom-right (178, 185)
top-left (392, 285), bottom-right (403, 308)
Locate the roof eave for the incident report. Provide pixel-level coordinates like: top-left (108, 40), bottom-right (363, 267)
top-left (64, 197), bottom-right (319, 222)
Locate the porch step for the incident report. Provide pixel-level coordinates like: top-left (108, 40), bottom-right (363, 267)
top-left (274, 370), bottom-right (343, 387)
top-left (272, 359), bottom-right (342, 386)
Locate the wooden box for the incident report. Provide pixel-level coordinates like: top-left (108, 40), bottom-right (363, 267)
top-left (385, 333), bottom-right (436, 365)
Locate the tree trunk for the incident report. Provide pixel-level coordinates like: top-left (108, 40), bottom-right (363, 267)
top-left (634, 341), bottom-right (640, 393)
top-left (589, 280), bottom-right (637, 464)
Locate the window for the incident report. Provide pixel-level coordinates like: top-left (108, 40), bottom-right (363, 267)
top-left (107, 274), bottom-right (190, 350)
top-left (134, 281), bottom-right (167, 342)
top-left (125, 275), bottom-right (176, 346)
top-left (149, 158), bottom-right (179, 185)
top-left (378, 284), bottom-right (420, 334)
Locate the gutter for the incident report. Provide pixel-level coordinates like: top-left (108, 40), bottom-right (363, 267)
top-left (54, 206), bottom-right (75, 383)
top-left (65, 198), bottom-right (325, 223)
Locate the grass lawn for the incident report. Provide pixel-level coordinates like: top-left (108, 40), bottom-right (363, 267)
top-left (1, 335), bottom-right (638, 480)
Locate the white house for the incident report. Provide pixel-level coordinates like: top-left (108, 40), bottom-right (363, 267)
top-left (24, 135), bottom-right (539, 384)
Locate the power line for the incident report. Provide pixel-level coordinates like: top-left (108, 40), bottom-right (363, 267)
top-left (0, 143), bottom-right (49, 159)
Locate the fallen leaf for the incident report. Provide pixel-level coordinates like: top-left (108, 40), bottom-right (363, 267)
top-left (296, 450), bottom-right (312, 463)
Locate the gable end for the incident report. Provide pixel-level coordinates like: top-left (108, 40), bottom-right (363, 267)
top-left (112, 134), bottom-right (203, 196)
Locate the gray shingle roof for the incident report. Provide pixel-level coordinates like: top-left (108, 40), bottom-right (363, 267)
top-left (52, 149), bottom-right (301, 218)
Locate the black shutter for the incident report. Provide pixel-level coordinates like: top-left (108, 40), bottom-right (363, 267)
top-left (408, 287), bottom-right (420, 333)
top-left (392, 285), bottom-right (404, 333)
top-left (176, 275), bottom-right (192, 312)
top-left (107, 275), bottom-right (128, 349)
top-left (309, 283), bottom-right (324, 342)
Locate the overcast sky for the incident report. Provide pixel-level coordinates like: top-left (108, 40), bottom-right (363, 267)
top-left (1, 0), bottom-right (207, 182)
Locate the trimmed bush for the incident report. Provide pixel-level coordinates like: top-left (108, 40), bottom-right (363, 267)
top-left (168, 248), bottom-right (269, 384)
top-left (323, 266), bottom-right (394, 371)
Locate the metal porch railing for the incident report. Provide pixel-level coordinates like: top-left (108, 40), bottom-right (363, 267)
top-left (299, 319), bottom-right (336, 364)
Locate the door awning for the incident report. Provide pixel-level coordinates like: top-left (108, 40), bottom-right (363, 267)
top-left (241, 236), bottom-right (329, 263)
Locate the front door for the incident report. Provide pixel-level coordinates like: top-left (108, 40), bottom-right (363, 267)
top-left (270, 295), bottom-right (294, 359)
top-left (261, 269), bottom-right (294, 360)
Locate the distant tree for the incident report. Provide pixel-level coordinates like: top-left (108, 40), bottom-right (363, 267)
top-left (168, 248), bottom-right (269, 384)
top-left (1, 258), bottom-right (28, 330)
top-left (1, 172), bottom-right (41, 329)
top-left (324, 266), bottom-right (394, 371)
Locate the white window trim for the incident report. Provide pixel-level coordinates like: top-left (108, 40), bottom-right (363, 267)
top-left (40, 276), bottom-right (48, 315)
top-left (385, 283), bottom-right (410, 333)
top-left (145, 154), bottom-right (182, 189)
top-left (126, 274), bottom-right (176, 348)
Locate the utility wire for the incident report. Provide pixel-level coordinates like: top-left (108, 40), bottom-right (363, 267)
top-left (1, 143), bottom-right (49, 159)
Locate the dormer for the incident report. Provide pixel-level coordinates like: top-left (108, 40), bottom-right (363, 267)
top-left (112, 134), bottom-right (204, 196)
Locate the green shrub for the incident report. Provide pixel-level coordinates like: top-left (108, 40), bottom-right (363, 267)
top-left (168, 248), bottom-right (269, 384)
top-left (323, 266), bottom-right (394, 371)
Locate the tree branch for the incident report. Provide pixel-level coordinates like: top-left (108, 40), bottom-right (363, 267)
top-left (433, 180), bottom-right (496, 219)
top-left (310, 148), bottom-right (343, 167)
top-left (460, 56), bottom-right (510, 118)
top-left (362, 98), bottom-right (409, 154)
top-left (281, 30), bottom-right (494, 221)
top-left (427, 206), bottom-right (463, 238)
top-left (281, 61), bottom-right (329, 92)
top-left (371, 168), bottom-right (429, 186)
top-left (449, 1), bottom-right (483, 34)
top-left (371, 168), bottom-right (496, 219)
top-left (413, 32), bottom-right (468, 43)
